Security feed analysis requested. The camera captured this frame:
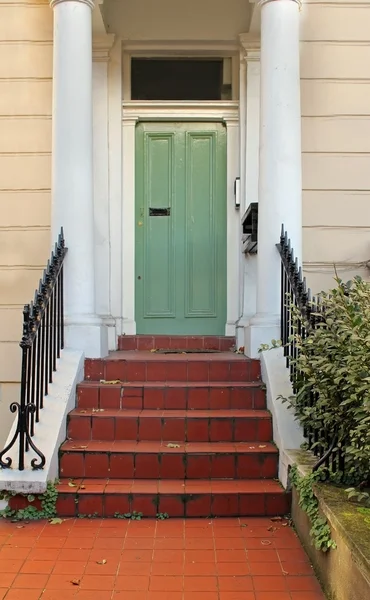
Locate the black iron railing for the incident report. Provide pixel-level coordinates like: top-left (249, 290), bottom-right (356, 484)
top-left (0, 229), bottom-right (67, 471)
top-left (277, 225), bottom-right (344, 475)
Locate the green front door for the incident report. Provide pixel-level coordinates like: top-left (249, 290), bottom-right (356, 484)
top-left (135, 122), bottom-right (227, 335)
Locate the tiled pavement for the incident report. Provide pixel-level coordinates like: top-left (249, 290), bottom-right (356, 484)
top-left (0, 517), bottom-right (326, 600)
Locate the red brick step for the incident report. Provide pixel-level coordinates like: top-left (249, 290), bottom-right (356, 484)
top-left (77, 381), bottom-right (265, 410)
top-left (59, 440), bottom-right (278, 480)
top-left (67, 408), bottom-right (273, 443)
top-left (118, 335), bottom-right (236, 352)
top-left (55, 477), bottom-right (290, 518)
top-left (85, 351), bottom-right (260, 383)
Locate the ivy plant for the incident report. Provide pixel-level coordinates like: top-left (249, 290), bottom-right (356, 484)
top-left (0, 480), bottom-right (59, 521)
top-left (290, 465), bottom-right (337, 552)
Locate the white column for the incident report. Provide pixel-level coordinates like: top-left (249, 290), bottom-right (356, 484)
top-left (245, 0), bottom-right (302, 357)
top-left (92, 35), bottom-right (116, 351)
top-left (50, 0), bottom-right (108, 358)
top-left (239, 46), bottom-right (260, 348)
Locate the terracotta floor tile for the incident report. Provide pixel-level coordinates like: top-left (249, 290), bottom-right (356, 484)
top-left (184, 537), bottom-right (214, 550)
top-left (46, 574), bottom-right (83, 590)
top-left (219, 594), bottom-right (255, 600)
top-left (154, 537), bottom-right (184, 550)
top-left (183, 594), bottom-right (219, 600)
top-left (0, 547), bottom-right (30, 560)
top-left (118, 562), bottom-right (152, 576)
top-left (78, 592), bottom-right (113, 600)
top-left (93, 537), bottom-right (124, 550)
top-left (52, 561), bottom-right (87, 575)
top-left (249, 561), bottom-right (282, 576)
top-left (218, 576), bottom-right (254, 592)
top-left (183, 576), bottom-right (218, 591)
top-left (4, 536), bottom-right (39, 548)
top-left (214, 537), bottom-right (246, 549)
top-left (121, 549), bottom-right (153, 562)
top-left (0, 517), bottom-right (326, 599)
top-left (0, 558), bottom-right (24, 573)
top-left (12, 573), bottom-right (49, 588)
top-left (151, 562), bottom-right (184, 576)
top-left (255, 594), bottom-right (291, 600)
top-left (20, 560), bottom-right (55, 574)
top-left (153, 549), bottom-right (184, 564)
top-left (4, 591), bottom-right (45, 600)
top-left (40, 591), bottom-right (78, 600)
top-left (184, 562), bottom-right (217, 576)
top-left (58, 549), bottom-right (91, 562)
top-left (149, 575), bottom-right (183, 591)
top-left (217, 562), bottom-right (250, 576)
top-left (79, 574), bottom-right (117, 590)
top-left (253, 576), bottom-right (288, 591)
top-left (184, 549), bottom-right (215, 563)
top-left (124, 537), bottom-right (155, 550)
top-left (247, 549), bottom-right (279, 562)
top-left (113, 593), bottom-right (147, 600)
top-left (216, 549), bottom-right (247, 562)
top-left (115, 575), bottom-right (150, 590)
top-left (147, 593), bottom-right (183, 600)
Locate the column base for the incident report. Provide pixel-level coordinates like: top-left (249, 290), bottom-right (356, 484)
top-left (244, 314), bottom-right (280, 359)
top-left (65, 315), bottom-right (109, 358)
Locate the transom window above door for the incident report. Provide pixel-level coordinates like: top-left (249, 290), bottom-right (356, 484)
top-left (130, 58), bottom-right (233, 101)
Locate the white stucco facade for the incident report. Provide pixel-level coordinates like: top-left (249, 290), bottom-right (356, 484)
top-left (47, 0), bottom-right (303, 359)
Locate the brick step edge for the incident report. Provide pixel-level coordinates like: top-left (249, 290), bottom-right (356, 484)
top-left (59, 443), bottom-right (278, 480)
top-left (77, 382), bottom-right (266, 410)
top-left (67, 409), bottom-right (273, 443)
top-left (52, 479), bottom-right (291, 518)
top-left (84, 358), bottom-right (261, 383)
top-left (118, 335), bottom-right (236, 352)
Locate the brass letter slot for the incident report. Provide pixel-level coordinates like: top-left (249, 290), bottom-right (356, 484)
top-left (149, 207), bottom-right (171, 217)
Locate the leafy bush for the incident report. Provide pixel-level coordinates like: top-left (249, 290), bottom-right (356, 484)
top-left (287, 276), bottom-right (370, 487)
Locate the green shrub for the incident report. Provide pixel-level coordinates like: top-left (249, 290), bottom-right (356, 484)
top-left (287, 276), bottom-right (370, 487)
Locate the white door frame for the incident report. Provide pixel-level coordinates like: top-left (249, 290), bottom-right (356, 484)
top-left (120, 100), bottom-right (240, 336)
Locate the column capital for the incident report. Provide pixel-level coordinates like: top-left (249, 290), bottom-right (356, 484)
top-left (93, 34), bottom-right (115, 62)
top-left (239, 34), bottom-right (260, 63)
top-left (258, 0), bottom-right (302, 7)
top-left (50, 0), bottom-right (95, 10)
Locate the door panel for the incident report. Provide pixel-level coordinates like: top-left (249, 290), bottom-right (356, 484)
top-left (135, 122), bottom-right (226, 335)
top-left (143, 133), bottom-right (175, 318)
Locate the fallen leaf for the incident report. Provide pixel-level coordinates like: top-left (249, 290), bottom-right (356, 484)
top-left (71, 579), bottom-right (80, 586)
top-left (271, 516), bottom-right (282, 522)
top-left (259, 445), bottom-right (267, 448)
top-left (166, 443), bottom-right (180, 448)
top-left (282, 522), bottom-right (288, 527)
top-left (92, 408), bottom-right (105, 413)
top-left (68, 482), bottom-right (77, 488)
top-left (150, 349), bottom-right (158, 353)
top-left (97, 559), bottom-right (107, 565)
top-left (72, 445), bottom-right (88, 449)
top-left (16, 525), bottom-right (25, 529)
top-left (261, 540), bottom-right (272, 545)
top-left (49, 518), bottom-right (63, 525)
top-left (240, 523), bottom-right (247, 528)
top-left (80, 485), bottom-right (86, 490)
top-left (100, 379), bottom-right (121, 385)
top-left (282, 570), bottom-right (289, 575)
top-left (79, 410), bottom-right (87, 414)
